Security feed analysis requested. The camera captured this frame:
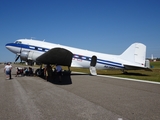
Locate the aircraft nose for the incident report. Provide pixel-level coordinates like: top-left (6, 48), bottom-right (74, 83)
top-left (5, 43), bottom-right (20, 54)
top-left (5, 43), bottom-right (11, 50)
top-left (5, 43), bottom-right (14, 50)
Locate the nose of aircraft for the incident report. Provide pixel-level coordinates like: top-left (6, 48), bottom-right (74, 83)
top-left (5, 43), bottom-right (12, 50)
top-left (5, 43), bottom-right (21, 54)
top-left (5, 43), bottom-right (11, 50)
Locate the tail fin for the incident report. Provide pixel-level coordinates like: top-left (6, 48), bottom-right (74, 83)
top-left (119, 43), bottom-right (146, 66)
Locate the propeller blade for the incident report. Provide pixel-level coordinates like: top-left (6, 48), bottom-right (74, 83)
top-left (15, 55), bottom-right (20, 62)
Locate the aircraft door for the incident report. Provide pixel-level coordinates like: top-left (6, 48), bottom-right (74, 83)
top-left (90, 55), bottom-right (97, 75)
top-left (90, 55), bottom-right (97, 67)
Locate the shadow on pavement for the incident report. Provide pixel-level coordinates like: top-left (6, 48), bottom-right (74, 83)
top-left (47, 70), bottom-right (72, 85)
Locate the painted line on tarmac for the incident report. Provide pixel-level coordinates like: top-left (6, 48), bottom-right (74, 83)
top-left (97, 75), bottom-right (160, 85)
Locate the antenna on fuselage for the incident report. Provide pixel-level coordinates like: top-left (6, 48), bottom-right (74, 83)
top-left (31, 37), bottom-right (35, 40)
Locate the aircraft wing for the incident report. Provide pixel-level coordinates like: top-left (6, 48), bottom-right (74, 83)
top-left (36, 48), bottom-right (73, 66)
top-left (124, 64), bottom-right (152, 71)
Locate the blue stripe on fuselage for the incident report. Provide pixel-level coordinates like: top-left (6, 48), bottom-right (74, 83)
top-left (73, 54), bottom-right (124, 68)
top-left (6, 43), bottom-right (49, 52)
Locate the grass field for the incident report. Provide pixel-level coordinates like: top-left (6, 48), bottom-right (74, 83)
top-left (68, 61), bottom-right (160, 82)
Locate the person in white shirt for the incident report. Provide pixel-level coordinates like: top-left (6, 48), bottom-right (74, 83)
top-left (4, 62), bottom-right (12, 79)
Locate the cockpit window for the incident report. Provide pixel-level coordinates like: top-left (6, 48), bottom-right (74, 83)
top-left (14, 41), bottom-right (22, 44)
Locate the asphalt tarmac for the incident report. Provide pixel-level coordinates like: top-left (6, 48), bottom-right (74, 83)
top-left (0, 64), bottom-right (160, 120)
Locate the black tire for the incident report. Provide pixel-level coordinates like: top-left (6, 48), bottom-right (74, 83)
top-left (35, 69), bottom-right (44, 77)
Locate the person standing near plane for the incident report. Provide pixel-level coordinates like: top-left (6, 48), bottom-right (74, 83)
top-left (4, 62), bottom-right (12, 79)
top-left (44, 64), bottom-right (52, 81)
top-left (56, 64), bottom-right (62, 82)
top-left (9, 63), bottom-right (12, 79)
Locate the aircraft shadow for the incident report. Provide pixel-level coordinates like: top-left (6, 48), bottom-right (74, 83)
top-left (47, 70), bottom-right (72, 85)
top-left (48, 71), bottom-right (91, 85)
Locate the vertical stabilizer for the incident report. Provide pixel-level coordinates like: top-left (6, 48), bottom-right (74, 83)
top-left (119, 43), bottom-right (146, 66)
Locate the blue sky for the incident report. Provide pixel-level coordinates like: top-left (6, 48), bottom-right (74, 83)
top-left (0, 0), bottom-right (160, 62)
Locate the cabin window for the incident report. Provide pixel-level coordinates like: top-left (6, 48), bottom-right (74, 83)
top-left (29, 46), bottom-right (35, 49)
top-left (38, 48), bottom-right (42, 51)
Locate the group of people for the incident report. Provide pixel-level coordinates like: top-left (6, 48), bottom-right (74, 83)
top-left (4, 62), bottom-right (34, 79)
top-left (4, 62), bottom-right (62, 81)
top-left (44, 64), bottom-right (62, 82)
top-left (15, 67), bottom-right (34, 77)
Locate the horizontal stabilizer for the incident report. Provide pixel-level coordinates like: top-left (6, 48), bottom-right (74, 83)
top-left (124, 64), bottom-right (152, 71)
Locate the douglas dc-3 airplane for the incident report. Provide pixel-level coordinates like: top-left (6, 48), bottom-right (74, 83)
top-left (5, 39), bottom-right (151, 75)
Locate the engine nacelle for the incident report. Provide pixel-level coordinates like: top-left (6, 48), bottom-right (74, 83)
top-left (20, 51), bottom-right (29, 61)
top-left (20, 51), bottom-right (43, 62)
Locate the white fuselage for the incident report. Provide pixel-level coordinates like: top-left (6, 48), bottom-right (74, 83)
top-left (6, 39), bottom-right (146, 70)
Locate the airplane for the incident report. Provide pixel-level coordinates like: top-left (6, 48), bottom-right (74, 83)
top-left (5, 38), bottom-right (151, 76)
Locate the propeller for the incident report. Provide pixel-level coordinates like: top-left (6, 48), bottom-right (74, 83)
top-left (15, 55), bottom-right (20, 62)
top-left (14, 48), bottom-right (22, 63)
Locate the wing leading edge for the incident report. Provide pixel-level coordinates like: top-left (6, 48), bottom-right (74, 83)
top-left (36, 48), bottom-right (73, 67)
